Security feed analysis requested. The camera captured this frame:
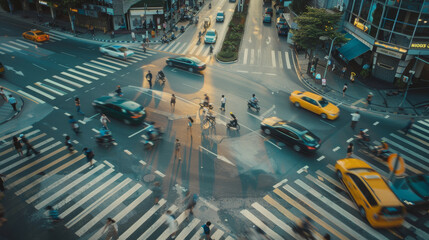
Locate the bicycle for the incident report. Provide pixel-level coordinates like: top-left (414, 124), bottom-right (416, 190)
top-left (203, 115), bottom-right (216, 128)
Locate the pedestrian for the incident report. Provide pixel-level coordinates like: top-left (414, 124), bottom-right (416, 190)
top-left (100, 113), bottom-right (111, 129)
top-left (314, 57), bottom-right (319, 69)
top-left (90, 25), bottom-right (95, 38)
top-left (307, 61), bottom-right (312, 74)
top-left (332, 63), bottom-right (336, 72)
top-left (327, 59), bottom-right (332, 71)
top-left (152, 181), bottom-right (162, 204)
top-left (165, 210), bottom-right (178, 239)
top-left (346, 143), bottom-right (353, 158)
top-left (341, 66), bottom-right (347, 78)
top-left (131, 31), bottom-right (136, 41)
top-left (115, 85), bottom-right (123, 97)
top-left (200, 221), bottom-right (211, 240)
top-left (170, 94), bottom-right (176, 110)
top-left (0, 87), bottom-right (6, 101)
top-left (83, 148), bottom-right (95, 169)
top-left (403, 117), bottom-right (414, 135)
top-left (0, 174), bottom-right (5, 192)
top-left (185, 191), bottom-right (198, 216)
top-left (366, 93), bottom-right (373, 108)
top-left (69, 115), bottom-right (80, 134)
top-left (46, 206), bottom-right (61, 224)
top-left (350, 111), bottom-right (360, 130)
top-left (220, 95), bottom-right (226, 111)
top-left (102, 218), bottom-right (118, 240)
top-left (146, 70), bottom-right (153, 88)
top-left (175, 139), bottom-right (181, 160)
top-left (65, 135), bottom-right (74, 152)
top-left (12, 136), bottom-right (23, 157)
top-left (342, 83), bottom-right (348, 97)
top-left (8, 95), bottom-right (17, 112)
top-left (20, 134), bottom-right (40, 156)
top-left (75, 97), bottom-right (84, 115)
top-left (321, 78), bottom-right (327, 89)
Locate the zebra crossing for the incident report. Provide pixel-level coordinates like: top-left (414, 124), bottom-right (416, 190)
top-left (240, 119), bottom-right (429, 240)
top-left (0, 126), bottom-right (234, 239)
top-left (0, 31), bottom-right (68, 55)
top-left (15, 48), bottom-right (156, 104)
top-left (153, 41), bottom-right (213, 57)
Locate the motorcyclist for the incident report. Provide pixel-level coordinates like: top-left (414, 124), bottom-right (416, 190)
top-left (209, 44), bottom-right (213, 54)
top-left (97, 127), bottom-right (113, 142)
top-left (250, 94), bottom-right (259, 107)
top-left (115, 85), bottom-right (123, 97)
top-left (209, 3), bottom-right (211, 9)
top-left (376, 140), bottom-right (389, 156)
top-left (229, 112), bottom-right (238, 127)
top-left (203, 94), bottom-right (210, 107)
top-left (356, 129), bottom-right (369, 141)
top-left (298, 216), bottom-right (314, 239)
top-left (157, 70), bottom-right (165, 80)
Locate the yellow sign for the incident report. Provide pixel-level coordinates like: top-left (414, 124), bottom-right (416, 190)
top-left (410, 43), bottom-right (429, 49)
top-left (374, 41), bottom-right (407, 53)
top-left (354, 18), bottom-right (368, 32)
top-left (387, 154), bottom-right (405, 175)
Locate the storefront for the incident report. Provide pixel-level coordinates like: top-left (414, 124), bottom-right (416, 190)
top-left (129, 8), bottom-right (164, 31)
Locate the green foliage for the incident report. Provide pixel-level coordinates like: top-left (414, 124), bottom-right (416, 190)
top-left (360, 69), bottom-right (371, 79)
top-left (292, 7), bottom-right (348, 51)
top-left (290, 0), bottom-right (311, 15)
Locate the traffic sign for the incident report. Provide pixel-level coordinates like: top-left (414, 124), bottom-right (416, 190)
top-left (387, 154), bottom-right (405, 175)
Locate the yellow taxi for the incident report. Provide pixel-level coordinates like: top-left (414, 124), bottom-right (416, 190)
top-left (22, 29), bottom-right (49, 42)
top-left (335, 158), bottom-right (406, 228)
top-left (289, 91), bottom-right (339, 120)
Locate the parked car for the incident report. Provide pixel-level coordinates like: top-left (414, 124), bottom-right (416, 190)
top-left (166, 56), bottom-right (206, 73)
top-left (277, 25), bottom-right (289, 36)
top-left (92, 96), bottom-right (146, 124)
top-left (289, 91), bottom-right (340, 120)
top-left (22, 29), bottom-right (49, 42)
top-left (260, 117), bottom-right (321, 152)
top-left (265, 7), bottom-right (273, 16)
top-left (335, 158), bottom-right (406, 228)
top-left (263, 14), bottom-right (272, 23)
top-left (389, 174), bottom-right (429, 211)
top-left (276, 16), bottom-right (287, 28)
top-left (204, 29), bottom-right (217, 44)
top-left (216, 11), bottom-right (225, 22)
top-left (99, 45), bottom-right (134, 60)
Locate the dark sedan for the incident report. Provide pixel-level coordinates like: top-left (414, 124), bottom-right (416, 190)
top-left (265, 7), bottom-right (273, 16)
top-left (389, 174), bottom-right (429, 211)
top-left (166, 56), bottom-right (206, 73)
top-left (263, 14), bottom-right (272, 24)
top-left (260, 117), bottom-right (321, 152)
top-left (92, 96), bottom-right (146, 124)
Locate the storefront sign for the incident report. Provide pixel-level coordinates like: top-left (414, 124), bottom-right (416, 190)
top-left (410, 43), bottom-right (429, 49)
top-left (376, 47), bottom-right (404, 59)
top-left (130, 9), bottom-right (164, 16)
top-left (374, 41), bottom-right (407, 53)
top-left (354, 18), bottom-right (368, 32)
top-left (106, 8), bottom-right (114, 15)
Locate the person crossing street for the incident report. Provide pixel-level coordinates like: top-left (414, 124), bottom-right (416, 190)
top-left (20, 134), bottom-right (40, 156)
top-left (146, 70), bottom-right (153, 88)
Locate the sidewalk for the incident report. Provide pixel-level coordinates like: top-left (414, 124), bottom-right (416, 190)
top-left (293, 48), bottom-right (428, 117)
top-left (0, 87), bottom-right (23, 125)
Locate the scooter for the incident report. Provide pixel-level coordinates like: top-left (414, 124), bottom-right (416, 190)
top-left (226, 119), bottom-right (240, 130)
top-left (180, 26), bottom-right (185, 33)
top-left (156, 71), bottom-right (166, 84)
top-left (95, 128), bottom-right (115, 146)
top-left (141, 123), bottom-right (163, 149)
top-left (368, 144), bottom-right (392, 161)
top-left (247, 100), bottom-right (260, 112)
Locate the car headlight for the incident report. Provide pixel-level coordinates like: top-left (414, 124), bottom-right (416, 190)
top-left (403, 200), bottom-right (415, 205)
top-left (329, 113), bottom-right (337, 116)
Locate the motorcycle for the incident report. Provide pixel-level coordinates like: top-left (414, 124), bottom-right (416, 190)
top-left (199, 102), bottom-right (214, 110)
top-left (368, 143), bottom-right (392, 161)
top-left (141, 123), bottom-right (163, 149)
top-left (95, 128), bottom-right (115, 146)
top-left (247, 100), bottom-right (260, 112)
top-left (156, 71), bottom-right (166, 84)
top-left (180, 26), bottom-right (185, 33)
top-left (226, 119), bottom-right (240, 130)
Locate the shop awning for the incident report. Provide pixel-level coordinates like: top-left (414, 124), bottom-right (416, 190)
top-left (338, 34), bottom-right (370, 62)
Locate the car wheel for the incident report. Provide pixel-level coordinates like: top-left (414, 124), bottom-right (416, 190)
top-left (336, 170), bottom-right (343, 180)
top-left (168, 61), bottom-right (173, 66)
top-left (294, 102), bottom-right (300, 108)
top-left (293, 144), bottom-right (301, 152)
top-left (321, 113), bottom-right (327, 119)
top-left (188, 67), bottom-right (194, 73)
top-left (123, 119), bottom-right (131, 125)
top-left (263, 128), bottom-right (271, 135)
top-left (359, 207), bottom-right (366, 219)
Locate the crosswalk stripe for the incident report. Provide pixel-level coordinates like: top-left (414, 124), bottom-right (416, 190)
top-left (413, 123), bottom-right (429, 134)
top-left (137, 205), bottom-right (178, 240)
top-left (16, 39), bottom-right (38, 48)
top-left (225, 237), bottom-right (234, 240)
top-left (305, 175), bottom-right (353, 207)
top-left (68, 68), bottom-right (99, 80)
top-left (124, 58), bottom-right (137, 63)
top-left (90, 60), bottom-right (121, 70)
top-left (9, 41), bottom-right (29, 48)
top-left (403, 221), bottom-right (429, 239)
top-left (250, 49), bottom-right (255, 65)
top-left (388, 147), bottom-right (429, 172)
top-left (202, 47), bottom-right (210, 56)
top-left (390, 133), bottom-right (429, 154)
top-left (0, 126), bottom-right (32, 142)
top-left (417, 120), bottom-right (429, 128)
top-left (26, 85), bottom-right (56, 100)
top-left (75, 65), bottom-right (107, 76)
top-left (243, 48), bottom-right (248, 64)
top-left (211, 229), bottom-right (224, 239)
top-left (273, 188), bottom-right (348, 240)
top-left (88, 189), bottom-right (152, 240)
top-left (35, 82), bottom-right (66, 96)
top-left (11, 155), bottom-right (84, 196)
top-left (382, 137), bottom-right (428, 163)
top-left (154, 44), bottom-right (161, 50)
top-left (48, 32), bottom-right (67, 39)
top-left (97, 57), bottom-right (130, 67)
top-left (284, 184), bottom-right (366, 239)
top-left (44, 79), bottom-right (75, 92)
top-left (240, 209), bottom-right (283, 240)
top-left (195, 45), bottom-right (205, 56)
top-left (252, 202), bottom-right (294, 237)
top-left (189, 45), bottom-right (198, 55)
top-left (175, 218), bottom-right (201, 240)
top-left (119, 198), bottom-right (167, 240)
top-left (59, 172), bottom-right (121, 219)
top-left (17, 90), bottom-right (46, 104)
top-left (30, 161), bottom-right (104, 207)
top-left (83, 63), bottom-right (115, 73)
top-left (157, 209), bottom-right (188, 240)
top-left (169, 42), bottom-right (183, 53)
top-left (0, 51), bottom-right (4, 55)
top-left (295, 180), bottom-right (389, 240)
top-left (48, 35), bottom-right (62, 41)
top-left (190, 224), bottom-right (214, 240)
top-left (76, 183), bottom-right (142, 237)
top-left (65, 177), bottom-right (131, 227)
top-left (264, 195), bottom-right (299, 222)
top-left (271, 50), bottom-right (276, 68)
top-left (53, 168), bottom-right (114, 211)
top-left (0, 129), bottom-right (39, 150)
top-left (278, 50), bottom-right (283, 69)
top-left (52, 75), bottom-right (84, 88)
top-left (61, 72), bottom-right (93, 84)
top-left (131, 48), bottom-right (153, 56)
top-left (163, 42), bottom-right (177, 52)
top-left (2, 43), bottom-right (21, 51)
top-left (408, 129), bottom-right (429, 142)
top-left (132, 55), bottom-right (144, 60)
top-left (285, 51), bottom-right (291, 69)
top-left (175, 42), bottom-right (188, 54)
top-left (0, 46), bottom-right (13, 52)
top-left (0, 133), bottom-right (46, 159)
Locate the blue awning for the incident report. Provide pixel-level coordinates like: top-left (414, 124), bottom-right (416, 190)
top-left (338, 34), bottom-right (370, 62)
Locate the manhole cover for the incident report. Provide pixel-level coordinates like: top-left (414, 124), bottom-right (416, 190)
top-left (143, 174), bottom-right (156, 182)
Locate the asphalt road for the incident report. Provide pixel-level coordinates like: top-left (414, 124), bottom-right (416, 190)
top-left (0, 3), bottom-right (428, 240)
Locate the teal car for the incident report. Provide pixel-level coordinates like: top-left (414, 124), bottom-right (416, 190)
top-left (263, 14), bottom-right (271, 24)
top-left (92, 96), bottom-right (146, 124)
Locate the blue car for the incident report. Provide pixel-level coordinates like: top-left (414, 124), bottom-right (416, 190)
top-left (389, 174), bottom-right (429, 211)
top-left (263, 14), bottom-right (271, 24)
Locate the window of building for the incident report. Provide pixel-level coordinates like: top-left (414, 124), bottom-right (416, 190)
top-left (360, 0), bottom-right (372, 21)
top-left (414, 14), bottom-right (429, 37)
top-left (390, 32), bottom-right (412, 47)
top-left (369, 24), bottom-right (379, 37)
top-left (353, 0), bottom-right (363, 15)
top-left (369, 2), bottom-right (384, 26)
top-left (384, 6), bottom-right (398, 21)
top-left (386, 0), bottom-right (400, 7)
top-left (396, 10), bottom-right (419, 27)
top-left (400, 0), bottom-right (423, 12)
top-left (394, 22), bottom-right (415, 35)
top-left (377, 29), bottom-right (391, 41)
top-left (381, 19), bottom-right (395, 30)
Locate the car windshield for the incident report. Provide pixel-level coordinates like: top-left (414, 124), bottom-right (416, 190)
top-left (121, 101), bottom-right (141, 111)
top-left (274, 121), bottom-right (287, 126)
top-left (117, 47), bottom-right (128, 52)
top-left (408, 175), bottom-right (429, 197)
top-left (217, 12), bottom-right (224, 16)
top-left (319, 98), bottom-right (329, 107)
top-left (35, 31), bottom-right (45, 35)
top-left (207, 31), bottom-right (215, 36)
top-left (190, 57), bottom-right (202, 64)
top-left (302, 132), bottom-right (317, 143)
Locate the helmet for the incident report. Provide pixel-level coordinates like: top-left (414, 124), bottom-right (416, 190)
top-left (230, 112), bottom-right (233, 115)
top-left (252, 94), bottom-right (255, 97)
top-left (19, 134), bottom-right (24, 138)
top-left (381, 140), bottom-right (385, 143)
top-left (117, 85), bottom-right (120, 88)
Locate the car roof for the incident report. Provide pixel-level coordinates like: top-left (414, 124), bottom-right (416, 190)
top-left (207, 29), bottom-right (216, 33)
top-left (359, 172), bottom-right (402, 205)
top-left (217, 11), bottom-right (224, 14)
top-left (96, 96), bottom-right (142, 110)
top-left (300, 91), bottom-right (323, 101)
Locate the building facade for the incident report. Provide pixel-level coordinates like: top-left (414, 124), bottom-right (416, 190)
top-left (340, 0), bottom-right (429, 83)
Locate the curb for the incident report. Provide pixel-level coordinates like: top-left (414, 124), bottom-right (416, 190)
top-left (215, 55), bottom-right (238, 64)
top-left (0, 97), bottom-right (25, 125)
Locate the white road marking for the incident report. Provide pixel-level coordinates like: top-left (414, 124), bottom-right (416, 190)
top-left (277, 50), bottom-right (283, 69)
top-left (169, 41), bottom-right (182, 53)
top-left (75, 65), bottom-right (107, 76)
top-left (16, 39), bottom-right (38, 48)
top-left (60, 51), bottom-right (76, 57)
top-left (390, 133), bottom-right (429, 154)
top-left (35, 82), bottom-right (65, 95)
top-left (0, 46), bottom-right (12, 52)
top-left (68, 68), bottom-right (99, 80)
top-left (52, 75), bottom-right (83, 88)
top-left (17, 90), bottom-right (45, 104)
top-left (26, 85), bottom-right (55, 100)
top-left (252, 202), bottom-right (294, 236)
top-left (9, 41), bottom-right (29, 48)
top-left (175, 42), bottom-right (188, 54)
top-left (273, 178), bottom-right (288, 188)
top-left (48, 35), bottom-right (62, 41)
top-left (243, 48), bottom-right (248, 64)
top-left (199, 146), bottom-right (235, 166)
top-left (61, 72), bottom-right (92, 84)
top-left (32, 63), bottom-right (47, 71)
top-left (97, 57), bottom-right (129, 67)
top-left (373, 121), bottom-right (379, 126)
top-left (103, 160), bottom-right (114, 168)
top-left (346, 138), bottom-right (354, 143)
top-left (189, 45), bottom-right (198, 55)
top-left (250, 49), bottom-right (255, 65)
top-left (333, 146), bottom-right (340, 152)
top-left (297, 165), bottom-right (309, 174)
top-left (317, 155), bottom-right (325, 161)
top-left (83, 63), bottom-right (115, 73)
top-left (139, 160), bottom-right (147, 166)
top-left (271, 50), bottom-right (276, 68)
top-left (90, 60), bottom-right (121, 70)
top-left (240, 209), bottom-right (283, 240)
top-left (2, 43), bottom-right (21, 51)
top-left (384, 115), bottom-right (390, 118)
top-left (195, 45), bottom-right (205, 56)
top-left (124, 149), bottom-right (132, 155)
top-left (198, 197), bottom-right (220, 211)
top-left (137, 205), bottom-right (178, 240)
top-left (285, 51), bottom-right (291, 69)
top-left (175, 218), bottom-right (200, 240)
top-left (154, 170), bottom-right (165, 178)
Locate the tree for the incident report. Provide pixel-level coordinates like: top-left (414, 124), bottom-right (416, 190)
top-left (290, 0), bottom-right (311, 15)
top-left (291, 7), bottom-right (348, 58)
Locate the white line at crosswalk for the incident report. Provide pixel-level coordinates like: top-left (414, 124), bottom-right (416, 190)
top-left (382, 137), bottom-right (428, 163)
top-left (388, 147), bottom-right (429, 172)
top-left (26, 85), bottom-right (56, 100)
top-left (97, 57), bottom-right (130, 67)
top-left (195, 45), bottom-right (205, 56)
top-left (169, 42), bottom-right (182, 53)
top-left (243, 48), bottom-right (248, 65)
top-left (75, 65), bottom-right (107, 76)
top-left (2, 43), bottom-right (21, 51)
top-left (189, 45), bottom-right (198, 55)
top-left (175, 42), bottom-right (188, 54)
top-left (48, 32), bottom-right (67, 39)
top-left (271, 50), bottom-right (276, 68)
top-left (35, 82), bottom-right (65, 96)
top-left (0, 51), bottom-right (4, 55)
top-left (44, 79), bottom-right (75, 92)
top-left (202, 47), bottom-right (210, 56)
top-left (9, 41), bottom-right (29, 48)
top-left (241, 209), bottom-right (283, 240)
top-left (252, 202), bottom-right (294, 237)
top-left (163, 42), bottom-right (177, 52)
top-left (61, 71), bottom-right (93, 84)
top-left (132, 55), bottom-right (145, 60)
top-left (83, 63), bottom-right (115, 73)
top-left (48, 35), bottom-right (62, 41)
top-left (68, 68), bottom-right (99, 80)
top-left (0, 129), bottom-right (39, 150)
top-left (138, 205), bottom-right (178, 240)
top-left (17, 90), bottom-right (46, 104)
top-left (90, 60), bottom-right (121, 70)
top-left (390, 133), bottom-right (429, 154)
top-left (285, 51), bottom-right (291, 69)
top-left (0, 46), bottom-right (12, 52)
top-left (176, 218), bottom-right (200, 240)
top-left (52, 75), bottom-right (84, 88)
top-left (250, 49), bottom-right (255, 65)
top-left (278, 50), bottom-right (283, 69)
top-left (16, 39), bottom-right (38, 48)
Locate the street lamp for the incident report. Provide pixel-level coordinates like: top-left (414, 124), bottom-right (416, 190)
top-left (319, 36), bottom-right (338, 79)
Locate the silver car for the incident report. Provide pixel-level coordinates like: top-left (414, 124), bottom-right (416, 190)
top-left (204, 29), bottom-right (217, 44)
top-left (99, 45), bottom-right (134, 59)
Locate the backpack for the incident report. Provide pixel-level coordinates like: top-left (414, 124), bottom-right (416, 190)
top-left (202, 224), bottom-right (210, 234)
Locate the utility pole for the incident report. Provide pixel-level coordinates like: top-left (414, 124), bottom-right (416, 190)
top-left (399, 57), bottom-right (418, 108)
